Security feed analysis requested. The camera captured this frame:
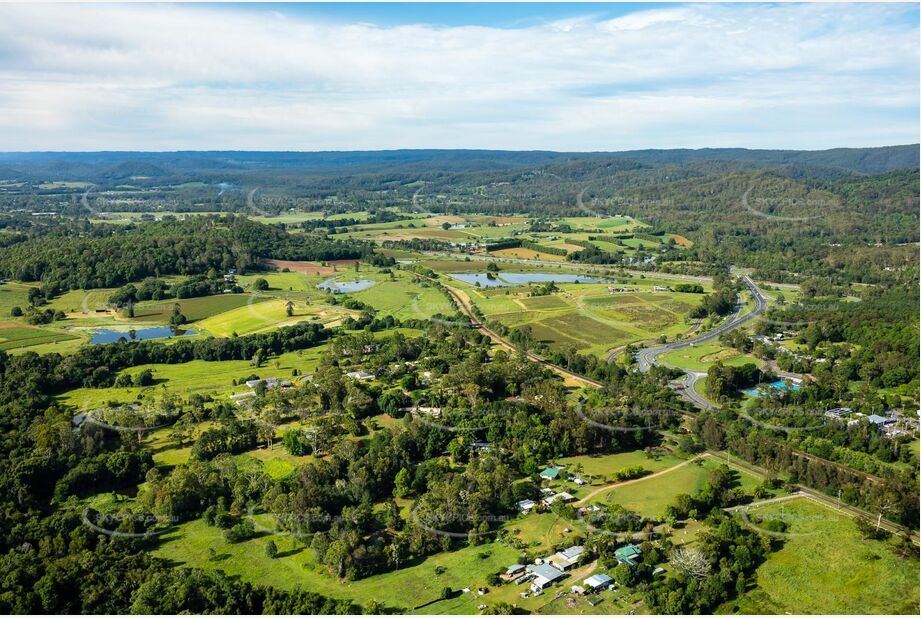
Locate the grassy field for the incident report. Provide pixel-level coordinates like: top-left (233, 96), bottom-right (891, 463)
top-left (0, 321), bottom-right (80, 350)
top-left (556, 451), bottom-right (684, 479)
top-left (724, 498), bottom-right (919, 615)
top-left (196, 298), bottom-right (350, 336)
top-left (0, 282), bottom-right (37, 317)
top-left (659, 339), bottom-right (762, 371)
top-left (584, 456), bottom-right (764, 518)
top-left (58, 346), bottom-right (329, 409)
top-left (130, 294), bottom-right (259, 323)
top-left (350, 275), bottom-right (455, 320)
top-left (153, 518), bottom-right (520, 614)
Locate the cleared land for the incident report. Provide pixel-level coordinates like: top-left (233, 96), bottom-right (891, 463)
top-left (725, 498), bottom-right (919, 615)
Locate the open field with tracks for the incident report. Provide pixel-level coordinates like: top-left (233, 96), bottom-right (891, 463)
top-left (724, 498), bottom-right (919, 615)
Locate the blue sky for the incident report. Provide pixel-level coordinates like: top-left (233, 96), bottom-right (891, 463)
top-left (0, 3), bottom-right (917, 151)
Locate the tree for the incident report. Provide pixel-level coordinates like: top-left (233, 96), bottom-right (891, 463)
top-left (669, 546), bottom-right (712, 579)
top-left (394, 467), bottom-right (411, 498)
top-left (265, 539), bottom-right (278, 558)
top-left (285, 300), bottom-right (294, 317)
top-left (253, 278), bottom-right (269, 291)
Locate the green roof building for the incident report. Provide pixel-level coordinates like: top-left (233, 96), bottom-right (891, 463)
top-left (614, 544), bottom-right (642, 566)
top-left (539, 466), bottom-right (562, 480)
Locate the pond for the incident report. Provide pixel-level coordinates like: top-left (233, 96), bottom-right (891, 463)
top-left (448, 272), bottom-right (607, 287)
top-left (317, 278), bottom-right (377, 293)
top-left (447, 273), bottom-right (510, 287)
top-left (743, 380), bottom-right (802, 398)
top-left (89, 326), bottom-right (195, 345)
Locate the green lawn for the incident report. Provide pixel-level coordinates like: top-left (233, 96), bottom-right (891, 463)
top-left (725, 498), bottom-right (919, 615)
top-left (659, 340), bottom-right (762, 372)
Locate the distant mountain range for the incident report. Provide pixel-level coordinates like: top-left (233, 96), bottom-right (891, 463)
top-left (0, 145), bottom-right (916, 181)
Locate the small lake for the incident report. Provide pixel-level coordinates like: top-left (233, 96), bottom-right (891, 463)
top-left (743, 380), bottom-right (802, 398)
top-left (317, 278), bottom-right (377, 293)
top-left (448, 273), bottom-right (510, 287)
top-left (90, 326), bottom-right (195, 345)
top-left (449, 272), bottom-right (607, 287)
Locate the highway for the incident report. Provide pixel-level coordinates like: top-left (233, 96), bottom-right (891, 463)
top-left (635, 274), bottom-right (768, 373)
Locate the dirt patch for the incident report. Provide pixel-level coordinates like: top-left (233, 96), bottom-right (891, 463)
top-left (263, 259), bottom-right (334, 275)
top-left (668, 234), bottom-right (694, 248)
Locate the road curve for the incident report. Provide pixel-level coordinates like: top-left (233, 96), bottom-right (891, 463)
top-left (635, 274), bottom-right (768, 373)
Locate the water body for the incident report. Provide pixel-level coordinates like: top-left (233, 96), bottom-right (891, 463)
top-left (317, 278), bottom-right (377, 293)
top-left (496, 273), bottom-right (605, 285)
top-left (448, 273), bottom-right (510, 287)
top-left (449, 272), bottom-right (607, 287)
top-left (90, 326), bottom-right (194, 345)
top-left (743, 380), bottom-right (802, 398)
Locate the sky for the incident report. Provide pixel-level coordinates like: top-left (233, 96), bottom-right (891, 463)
top-left (0, 2), bottom-right (917, 152)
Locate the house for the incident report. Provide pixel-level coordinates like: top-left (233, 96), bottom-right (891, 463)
top-left (824, 407), bottom-right (852, 420)
top-left (867, 414), bottom-right (895, 427)
top-left (614, 544), bottom-right (642, 566)
top-left (245, 377), bottom-right (290, 389)
top-left (403, 406), bottom-right (442, 418)
top-left (570, 585), bottom-right (586, 595)
top-left (539, 487), bottom-right (554, 496)
top-left (516, 499), bottom-right (536, 514)
top-left (548, 545), bottom-right (583, 571)
top-left (346, 371), bottom-right (374, 381)
top-left (541, 492), bottom-right (575, 507)
top-left (526, 563), bottom-right (566, 591)
top-left (540, 466), bottom-right (562, 480)
top-left (505, 564), bottom-right (526, 578)
top-left (583, 573), bottom-right (613, 592)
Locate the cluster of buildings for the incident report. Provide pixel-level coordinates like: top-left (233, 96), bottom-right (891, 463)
top-left (504, 543), bottom-right (642, 596)
top-left (825, 407), bottom-right (918, 437)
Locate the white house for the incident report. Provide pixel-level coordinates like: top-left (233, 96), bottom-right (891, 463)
top-left (346, 371), bottom-right (374, 381)
top-left (516, 499), bottom-right (536, 514)
top-left (583, 573), bottom-right (613, 592)
top-left (548, 545), bottom-right (584, 571)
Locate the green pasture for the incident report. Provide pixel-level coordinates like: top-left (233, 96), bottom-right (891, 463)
top-left (725, 498), bottom-right (919, 615)
top-left (57, 346), bottom-right (328, 410)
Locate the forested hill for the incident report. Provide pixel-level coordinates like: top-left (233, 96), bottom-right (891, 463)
top-left (0, 216), bottom-right (369, 291)
top-left (0, 144), bottom-right (915, 181)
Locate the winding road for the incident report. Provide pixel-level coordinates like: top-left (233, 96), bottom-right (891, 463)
top-left (635, 275), bottom-right (768, 372)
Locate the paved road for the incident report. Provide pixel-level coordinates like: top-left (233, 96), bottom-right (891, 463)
top-left (635, 275), bottom-right (768, 373)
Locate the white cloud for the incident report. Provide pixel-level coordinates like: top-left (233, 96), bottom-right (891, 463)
top-left (0, 3), bottom-right (916, 150)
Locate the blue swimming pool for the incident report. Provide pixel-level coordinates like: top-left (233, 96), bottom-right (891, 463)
top-left (743, 380), bottom-right (802, 398)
